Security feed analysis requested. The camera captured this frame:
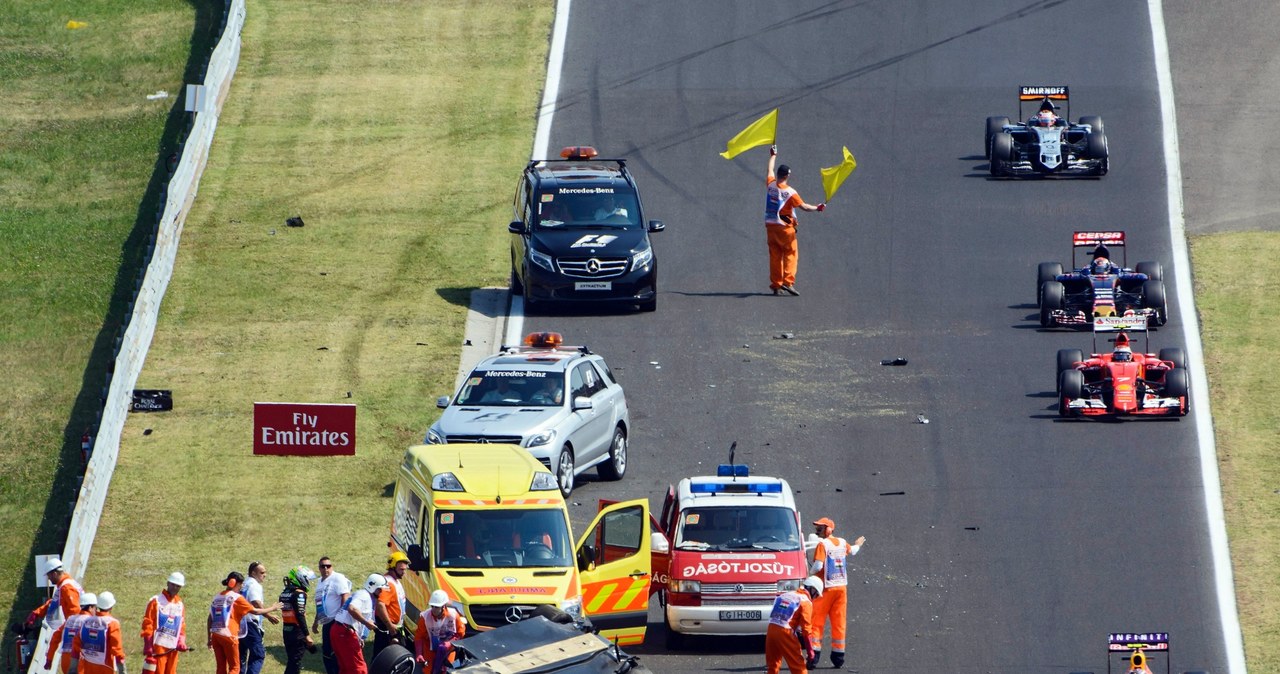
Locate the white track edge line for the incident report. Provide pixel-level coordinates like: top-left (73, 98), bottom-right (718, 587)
top-left (1149, 2), bottom-right (1247, 672)
top-left (505, 0), bottom-right (570, 344)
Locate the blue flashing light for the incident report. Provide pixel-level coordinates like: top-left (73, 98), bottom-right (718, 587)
top-left (689, 482), bottom-right (722, 494)
top-left (747, 482), bottom-right (784, 494)
top-left (689, 480), bottom-right (783, 495)
top-left (716, 464), bottom-right (749, 477)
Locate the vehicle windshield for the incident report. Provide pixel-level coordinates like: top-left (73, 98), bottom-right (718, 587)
top-left (674, 506), bottom-right (800, 552)
top-left (535, 188), bottom-right (642, 229)
top-left (435, 508), bottom-right (573, 568)
top-left (455, 369), bottom-right (564, 407)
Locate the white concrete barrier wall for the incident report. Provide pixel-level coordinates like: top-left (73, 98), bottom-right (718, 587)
top-left (26, 2), bottom-right (245, 671)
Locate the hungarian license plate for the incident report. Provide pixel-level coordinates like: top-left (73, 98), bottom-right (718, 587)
top-left (718, 610), bottom-right (761, 621)
top-left (575, 281), bottom-right (611, 291)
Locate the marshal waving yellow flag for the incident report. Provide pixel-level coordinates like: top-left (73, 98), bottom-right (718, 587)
top-left (820, 146), bottom-right (858, 202)
top-left (719, 109), bottom-right (778, 159)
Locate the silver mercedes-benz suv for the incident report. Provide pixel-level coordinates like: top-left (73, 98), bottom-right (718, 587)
top-left (425, 332), bottom-right (629, 497)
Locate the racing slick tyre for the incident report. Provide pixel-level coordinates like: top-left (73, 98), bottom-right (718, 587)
top-left (989, 133), bottom-right (1013, 176)
top-left (985, 116), bottom-right (1010, 159)
top-left (1056, 349), bottom-right (1084, 385)
top-left (369, 645), bottom-right (413, 674)
top-left (1079, 115), bottom-right (1105, 136)
top-left (555, 446), bottom-right (575, 497)
top-left (1136, 261), bottom-right (1163, 282)
top-left (1142, 279), bottom-right (1168, 326)
top-left (1040, 281), bottom-right (1064, 327)
top-left (597, 424), bottom-right (628, 481)
top-left (1165, 368), bottom-right (1190, 414)
top-left (1037, 262), bottom-right (1064, 304)
top-left (1159, 347), bottom-right (1187, 370)
top-left (1059, 369), bottom-right (1084, 417)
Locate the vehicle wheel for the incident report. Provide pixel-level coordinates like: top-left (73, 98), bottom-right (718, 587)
top-left (1085, 131), bottom-right (1109, 161)
top-left (1037, 262), bottom-right (1064, 305)
top-left (985, 116), bottom-right (1010, 159)
top-left (1142, 279), bottom-right (1168, 326)
top-left (1079, 115), bottom-right (1105, 136)
top-left (1136, 261), bottom-right (1163, 282)
top-left (555, 446), bottom-right (575, 497)
top-left (369, 645), bottom-right (413, 674)
top-left (1092, 156), bottom-right (1109, 177)
top-left (989, 133), bottom-right (1013, 175)
top-left (1159, 347), bottom-right (1187, 370)
top-left (1165, 368), bottom-right (1190, 412)
top-left (597, 425), bottom-right (628, 481)
top-left (1059, 369), bottom-right (1084, 417)
top-left (522, 282), bottom-right (540, 315)
top-left (1056, 349), bottom-right (1084, 382)
top-left (664, 620), bottom-right (685, 650)
top-left (639, 297), bottom-right (657, 312)
top-left (1040, 281), bottom-right (1064, 327)
top-left (510, 261), bottom-right (525, 296)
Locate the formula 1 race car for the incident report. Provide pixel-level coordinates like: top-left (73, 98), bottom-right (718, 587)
top-left (986, 85), bottom-right (1109, 177)
top-left (1070, 631), bottom-right (1208, 674)
top-left (1056, 319), bottom-right (1189, 418)
top-left (1038, 231), bottom-right (1168, 328)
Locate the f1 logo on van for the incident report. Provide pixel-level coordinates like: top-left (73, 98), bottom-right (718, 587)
top-left (571, 234), bottom-right (617, 248)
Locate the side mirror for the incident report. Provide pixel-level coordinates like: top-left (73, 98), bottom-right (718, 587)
top-left (577, 544), bottom-right (596, 571)
top-left (436, 395), bottom-right (450, 409)
top-left (406, 544), bottom-right (430, 572)
top-left (647, 220), bottom-right (665, 233)
top-left (650, 531), bottom-right (670, 555)
top-left (508, 220), bottom-right (526, 234)
top-left (571, 396), bottom-right (594, 412)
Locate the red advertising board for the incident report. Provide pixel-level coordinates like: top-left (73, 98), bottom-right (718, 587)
top-left (253, 402), bottom-right (356, 456)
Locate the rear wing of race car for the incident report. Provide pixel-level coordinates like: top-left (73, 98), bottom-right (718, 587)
top-left (1092, 317), bottom-right (1148, 354)
top-left (1106, 632), bottom-right (1170, 674)
top-left (1019, 84), bottom-right (1070, 120)
top-left (1073, 230), bottom-right (1127, 268)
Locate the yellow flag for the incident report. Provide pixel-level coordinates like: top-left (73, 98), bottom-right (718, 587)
top-left (820, 146), bottom-right (857, 202)
top-left (719, 109), bottom-right (778, 160)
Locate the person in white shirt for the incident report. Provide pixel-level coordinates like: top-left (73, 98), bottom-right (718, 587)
top-left (332, 575), bottom-right (386, 674)
top-left (311, 557), bottom-right (352, 674)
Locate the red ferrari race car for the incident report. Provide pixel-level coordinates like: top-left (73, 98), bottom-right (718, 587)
top-left (1055, 319), bottom-right (1189, 418)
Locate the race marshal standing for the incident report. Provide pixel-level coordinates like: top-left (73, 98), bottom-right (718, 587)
top-left (764, 145), bottom-right (825, 296)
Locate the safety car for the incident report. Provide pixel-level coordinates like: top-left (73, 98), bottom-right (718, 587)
top-left (425, 332), bottom-right (630, 496)
top-left (1055, 319), bottom-right (1189, 418)
top-left (1037, 231), bottom-right (1168, 328)
top-left (986, 85), bottom-right (1109, 177)
top-left (508, 146), bottom-right (664, 312)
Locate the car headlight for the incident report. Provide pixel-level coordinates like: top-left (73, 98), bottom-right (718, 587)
top-left (530, 248), bottom-right (555, 272)
top-left (425, 427), bottom-right (444, 444)
top-left (559, 596), bottom-right (583, 618)
top-left (630, 243), bottom-right (653, 271)
top-left (668, 579), bottom-right (700, 594)
top-left (526, 429), bottom-right (557, 448)
top-left (777, 578), bottom-right (802, 592)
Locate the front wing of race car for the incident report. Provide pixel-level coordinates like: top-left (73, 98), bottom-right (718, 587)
top-left (1063, 393), bottom-right (1186, 416)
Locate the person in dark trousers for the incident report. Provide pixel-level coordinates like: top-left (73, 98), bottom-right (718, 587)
top-left (279, 566), bottom-right (318, 674)
top-left (238, 562), bottom-right (278, 674)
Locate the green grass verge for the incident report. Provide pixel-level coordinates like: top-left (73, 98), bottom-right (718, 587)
top-left (0, 0), bottom-right (205, 642)
top-left (1190, 232), bottom-right (1280, 672)
top-left (81, 1), bottom-right (551, 671)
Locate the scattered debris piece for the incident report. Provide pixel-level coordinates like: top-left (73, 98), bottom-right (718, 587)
top-left (964, 527), bottom-right (979, 531)
top-left (317, 346), bottom-right (329, 351)
top-left (145, 90), bottom-right (169, 101)
top-left (774, 332), bottom-right (794, 339)
top-left (916, 414), bottom-right (929, 424)
top-left (879, 491), bottom-right (905, 496)
top-left (463, 339), bottom-right (472, 346)
top-left (143, 428), bottom-right (153, 436)
top-left (286, 216), bottom-right (305, 227)
top-left (880, 357), bottom-right (908, 366)
top-left (66, 20), bottom-right (88, 29)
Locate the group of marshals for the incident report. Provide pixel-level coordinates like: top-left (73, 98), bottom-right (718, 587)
top-left (763, 516), bottom-right (869, 674)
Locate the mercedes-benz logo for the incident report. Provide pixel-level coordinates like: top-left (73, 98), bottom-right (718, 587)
top-left (734, 583), bottom-right (744, 593)
top-left (504, 606), bottom-right (524, 624)
top-left (586, 258), bottom-right (601, 274)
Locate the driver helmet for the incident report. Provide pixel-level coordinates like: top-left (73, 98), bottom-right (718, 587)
top-left (1036, 110), bottom-right (1057, 126)
top-left (1090, 257), bottom-right (1113, 275)
top-left (1113, 346), bottom-right (1133, 362)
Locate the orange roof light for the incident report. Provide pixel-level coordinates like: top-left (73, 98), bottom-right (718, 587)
top-left (560, 146), bottom-right (598, 160)
top-left (524, 332), bottom-right (564, 348)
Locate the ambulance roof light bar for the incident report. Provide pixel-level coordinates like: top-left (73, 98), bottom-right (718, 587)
top-left (689, 480), bottom-right (783, 495)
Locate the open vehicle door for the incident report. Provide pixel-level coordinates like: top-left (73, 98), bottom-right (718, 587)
top-left (576, 499), bottom-right (652, 646)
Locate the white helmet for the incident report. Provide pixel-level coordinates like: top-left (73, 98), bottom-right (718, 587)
top-left (96, 591), bottom-right (117, 611)
top-left (802, 576), bottom-right (824, 598)
top-left (428, 589), bottom-right (450, 607)
top-left (364, 573), bottom-right (388, 593)
top-left (43, 558), bottom-right (65, 575)
top-left (168, 571), bottom-right (186, 587)
top-left (80, 592), bottom-right (98, 608)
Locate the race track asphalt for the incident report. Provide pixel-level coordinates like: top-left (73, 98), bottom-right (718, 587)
top-left (514, 2), bottom-right (1230, 671)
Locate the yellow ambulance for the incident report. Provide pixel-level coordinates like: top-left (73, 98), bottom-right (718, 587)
top-left (389, 443), bottom-right (655, 645)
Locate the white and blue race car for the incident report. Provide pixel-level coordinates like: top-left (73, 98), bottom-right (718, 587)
top-left (985, 85), bottom-right (1109, 177)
